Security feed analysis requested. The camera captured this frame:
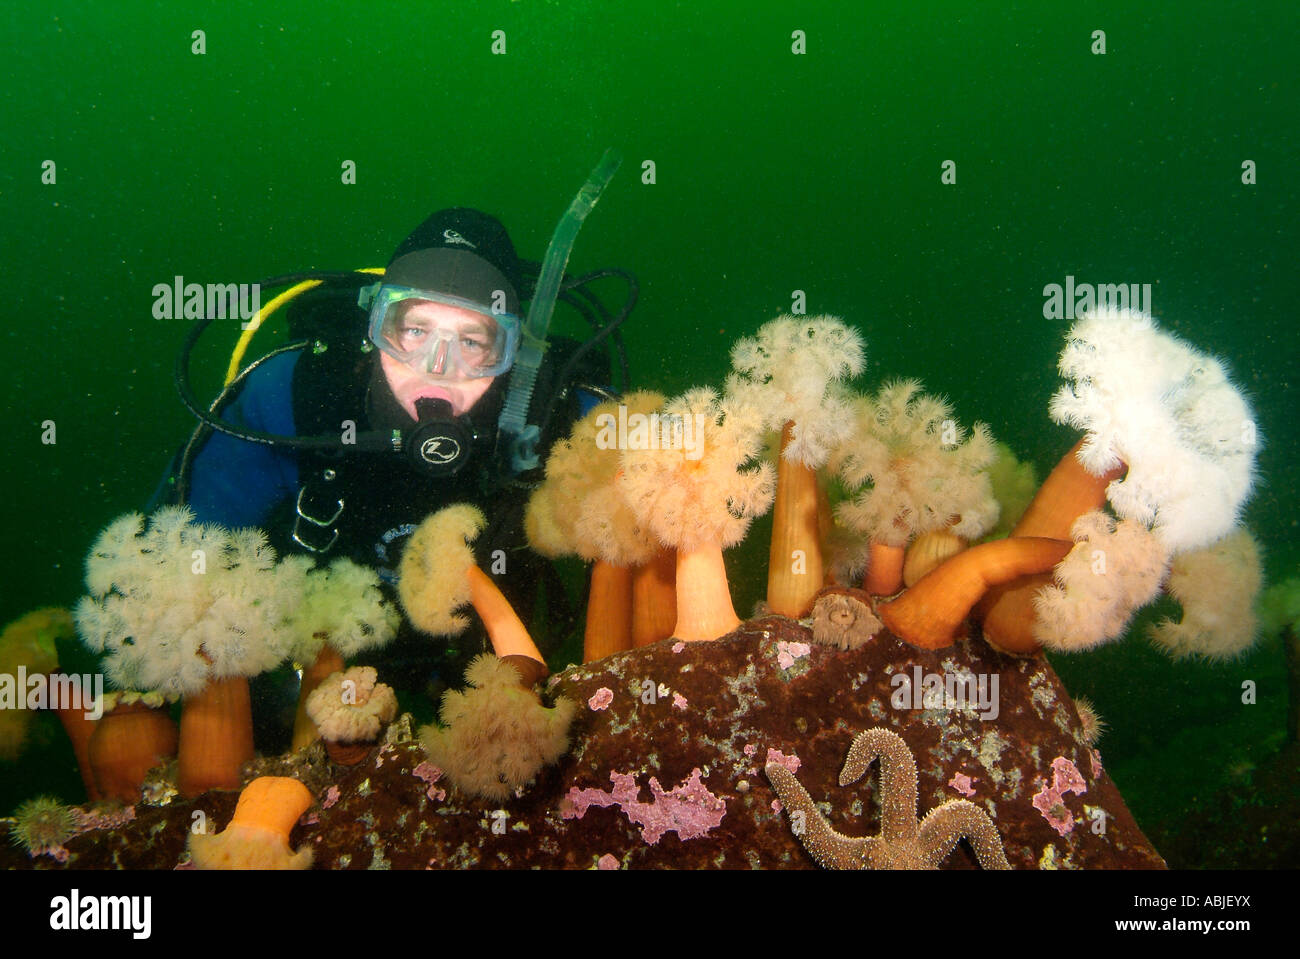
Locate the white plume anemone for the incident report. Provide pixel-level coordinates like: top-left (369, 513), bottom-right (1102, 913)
top-left (74, 507), bottom-right (297, 699)
top-left (725, 314), bottom-right (865, 468)
top-left (1049, 306), bottom-right (1258, 553)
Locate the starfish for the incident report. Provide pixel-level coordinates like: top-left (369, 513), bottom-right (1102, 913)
top-left (765, 727), bottom-right (1011, 869)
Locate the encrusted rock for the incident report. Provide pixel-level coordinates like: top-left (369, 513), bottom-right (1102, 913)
top-left (0, 616), bottom-right (1164, 869)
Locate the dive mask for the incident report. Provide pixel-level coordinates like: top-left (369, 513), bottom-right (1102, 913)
top-left (361, 282), bottom-right (520, 378)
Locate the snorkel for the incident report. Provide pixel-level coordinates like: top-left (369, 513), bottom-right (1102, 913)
top-left (495, 148), bottom-right (622, 475)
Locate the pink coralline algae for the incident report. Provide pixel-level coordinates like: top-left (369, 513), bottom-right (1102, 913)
top-left (322, 785), bottom-right (341, 809)
top-left (948, 772), bottom-right (976, 797)
top-left (775, 640), bottom-right (811, 669)
top-left (1051, 756), bottom-right (1087, 794)
top-left (1090, 749), bottom-right (1104, 778)
top-left (743, 743), bottom-right (758, 757)
top-left (1032, 756), bottom-right (1089, 836)
top-left (413, 762), bottom-right (447, 802)
top-left (597, 853), bottom-right (620, 870)
top-left (764, 748), bottom-right (800, 774)
top-left (561, 768), bottom-right (727, 845)
top-left (672, 642), bottom-right (685, 653)
top-left (1032, 790), bottom-right (1074, 836)
top-left (588, 687), bottom-right (615, 711)
top-left (672, 691), bottom-right (688, 711)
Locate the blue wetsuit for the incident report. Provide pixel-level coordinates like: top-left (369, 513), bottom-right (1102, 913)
top-left (187, 351), bottom-right (303, 528)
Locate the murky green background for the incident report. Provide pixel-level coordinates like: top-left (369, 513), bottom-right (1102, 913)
top-left (3, 1), bottom-right (1296, 863)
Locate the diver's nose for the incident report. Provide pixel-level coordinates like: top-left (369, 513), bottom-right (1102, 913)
top-left (428, 337), bottom-right (449, 375)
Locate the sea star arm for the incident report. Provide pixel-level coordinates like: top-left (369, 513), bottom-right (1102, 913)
top-left (765, 762), bottom-right (868, 869)
top-left (839, 727), bottom-right (920, 845)
top-left (917, 799), bottom-right (1012, 870)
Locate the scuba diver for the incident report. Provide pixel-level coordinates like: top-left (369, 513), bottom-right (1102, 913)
top-left (162, 154), bottom-right (633, 744)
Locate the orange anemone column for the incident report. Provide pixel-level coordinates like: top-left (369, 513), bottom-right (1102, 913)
top-left (767, 422), bottom-right (824, 618)
top-left (673, 542), bottom-right (742, 643)
top-left (975, 438), bottom-right (1126, 654)
top-left (879, 537), bottom-right (1072, 650)
top-left (584, 560), bottom-right (633, 662)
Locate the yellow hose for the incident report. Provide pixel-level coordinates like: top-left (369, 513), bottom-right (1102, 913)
top-left (223, 268), bottom-right (386, 386)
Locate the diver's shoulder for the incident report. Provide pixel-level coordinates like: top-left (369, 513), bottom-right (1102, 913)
top-left (229, 349), bottom-right (304, 428)
top-left (240, 349), bottom-right (303, 394)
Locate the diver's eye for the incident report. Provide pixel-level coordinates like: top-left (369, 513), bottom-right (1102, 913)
top-left (392, 326), bottom-right (435, 353)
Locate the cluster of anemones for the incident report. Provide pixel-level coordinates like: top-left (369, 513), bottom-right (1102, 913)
top-left (878, 307), bottom-right (1262, 661)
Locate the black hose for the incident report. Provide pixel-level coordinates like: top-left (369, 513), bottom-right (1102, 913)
top-left (172, 272), bottom-right (395, 453)
top-left (537, 269), bottom-right (638, 439)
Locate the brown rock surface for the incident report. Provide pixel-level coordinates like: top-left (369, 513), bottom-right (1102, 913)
top-left (0, 616), bottom-right (1165, 869)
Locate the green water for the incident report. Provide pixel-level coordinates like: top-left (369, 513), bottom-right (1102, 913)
top-left (3, 1), bottom-right (1296, 864)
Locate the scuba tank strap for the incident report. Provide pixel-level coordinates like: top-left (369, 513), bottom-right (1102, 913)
top-left (290, 470), bottom-right (346, 554)
top-left (284, 331), bottom-right (371, 555)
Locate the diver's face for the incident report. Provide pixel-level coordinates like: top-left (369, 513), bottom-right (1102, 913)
top-left (379, 301), bottom-right (496, 419)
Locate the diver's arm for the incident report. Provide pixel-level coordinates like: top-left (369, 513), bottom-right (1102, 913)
top-left (186, 351), bottom-right (301, 527)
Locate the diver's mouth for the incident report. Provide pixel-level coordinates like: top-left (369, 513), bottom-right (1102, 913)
top-left (404, 384), bottom-right (460, 419)
top-left (412, 385), bottom-right (454, 405)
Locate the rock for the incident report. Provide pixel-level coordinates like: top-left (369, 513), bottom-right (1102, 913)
top-left (0, 616), bottom-right (1165, 869)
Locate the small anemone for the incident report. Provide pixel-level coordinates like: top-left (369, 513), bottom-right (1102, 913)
top-left (1073, 696), bottom-right (1107, 747)
top-left (187, 776), bottom-right (314, 870)
top-left (306, 666), bottom-right (398, 745)
top-left (809, 586), bottom-right (882, 650)
top-left (421, 655), bottom-right (577, 802)
top-left (9, 796), bottom-right (77, 854)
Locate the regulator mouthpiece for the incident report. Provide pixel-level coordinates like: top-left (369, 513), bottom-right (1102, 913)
top-left (408, 397), bottom-right (473, 477)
